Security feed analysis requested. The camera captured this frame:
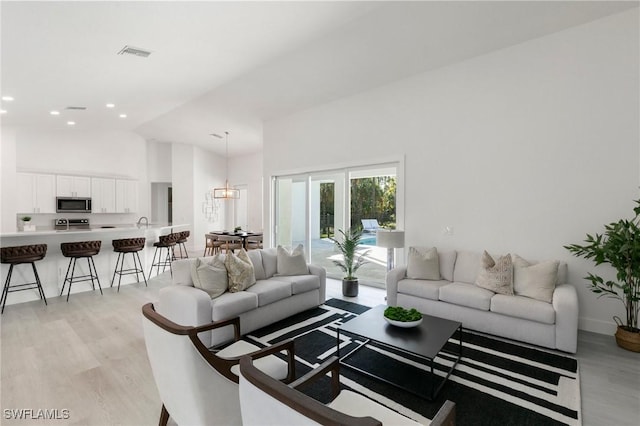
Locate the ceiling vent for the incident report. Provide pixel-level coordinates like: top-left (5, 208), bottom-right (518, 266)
top-left (118, 45), bottom-right (152, 58)
top-left (210, 133), bottom-right (223, 139)
top-left (65, 106), bottom-right (87, 110)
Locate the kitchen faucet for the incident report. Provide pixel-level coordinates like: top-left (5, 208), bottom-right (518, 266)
top-left (137, 216), bottom-right (149, 227)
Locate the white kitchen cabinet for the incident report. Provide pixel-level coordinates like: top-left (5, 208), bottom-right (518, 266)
top-left (116, 179), bottom-right (138, 213)
top-left (56, 175), bottom-right (91, 198)
top-left (91, 177), bottom-right (116, 213)
top-left (16, 173), bottom-right (57, 214)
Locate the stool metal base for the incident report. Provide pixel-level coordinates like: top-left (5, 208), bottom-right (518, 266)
top-left (111, 251), bottom-right (148, 292)
top-left (1, 262), bottom-right (48, 314)
top-left (61, 256), bottom-right (103, 302)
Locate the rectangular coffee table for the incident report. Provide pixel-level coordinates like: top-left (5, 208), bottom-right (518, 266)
top-left (336, 305), bottom-right (462, 400)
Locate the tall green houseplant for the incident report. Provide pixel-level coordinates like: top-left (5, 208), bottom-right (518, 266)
top-left (565, 200), bottom-right (640, 351)
top-left (331, 228), bottom-right (370, 297)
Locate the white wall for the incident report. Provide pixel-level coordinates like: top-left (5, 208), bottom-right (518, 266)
top-left (147, 141), bottom-right (172, 182)
top-left (0, 127), bottom-right (17, 232)
top-left (228, 151), bottom-right (264, 231)
top-left (264, 10), bottom-right (639, 334)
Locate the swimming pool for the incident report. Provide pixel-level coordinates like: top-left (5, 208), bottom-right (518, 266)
top-left (360, 235), bottom-right (376, 246)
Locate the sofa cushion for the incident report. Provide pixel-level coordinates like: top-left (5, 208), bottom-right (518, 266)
top-left (261, 248), bottom-right (278, 278)
top-left (491, 294), bottom-right (556, 324)
top-left (406, 247), bottom-right (440, 280)
top-left (246, 249), bottom-right (266, 280)
top-left (246, 280), bottom-right (293, 307)
top-left (439, 250), bottom-right (457, 282)
top-left (398, 278), bottom-right (449, 301)
top-left (270, 274), bottom-right (320, 295)
top-left (210, 291), bottom-right (258, 321)
top-left (512, 255), bottom-right (559, 303)
top-left (225, 249), bottom-right (257, 292)
top-left (439, 282), bottom-right (494, 311)
top-left (190, 256), bottom-right (228, 299)
top-left (453, 251), bottom-right (483, 284)
top-left (276, 245), bottom-right (309, 276)
top-left (475, 251), bottom-right (514, 295)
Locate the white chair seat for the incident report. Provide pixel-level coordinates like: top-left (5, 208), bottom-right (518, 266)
top-left (218, 339), bottom-right (289, 380)
top-left (328, 390), bottom-right (422, 426)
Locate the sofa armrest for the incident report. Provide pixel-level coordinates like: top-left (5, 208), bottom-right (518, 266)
top-left (158, 285), bottom-right (214, 346)
top-left (308, 264), bottom-right (327, 304)
top-left (552, 284), bottom-right (579, 353)
top-left (386, 267), bottom-right (407, 306)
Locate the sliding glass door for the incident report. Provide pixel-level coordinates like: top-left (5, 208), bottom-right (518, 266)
top-left (273, 162), bottom-right (400, 288)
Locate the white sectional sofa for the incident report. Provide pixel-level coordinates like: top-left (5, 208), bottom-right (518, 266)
top-left (158, 248), bottom-right (326, 347)
top-left (386, 249), bottom-right (578, 353)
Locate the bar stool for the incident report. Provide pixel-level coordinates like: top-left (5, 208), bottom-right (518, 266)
top-left (174, 231), bottom-right (190, 259)
top-left (111, 238), bottom-right (147, 292)
top-left (148, 233), bottom-right (178, 278)
top-left (60, 241), bottom-right (103, 301)
top-left (0, 244), bottom-right (48, 314)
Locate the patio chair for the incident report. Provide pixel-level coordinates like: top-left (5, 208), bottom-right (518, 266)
top-left (239, 355), bottom-right (456, 426)
top-left (361, 219), bottom-right (380, 233)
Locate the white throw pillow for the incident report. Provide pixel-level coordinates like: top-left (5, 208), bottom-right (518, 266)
top-left (190, 256), bottom-right (228, 299)
top-left (475, 251), bottom-right (513, 295)
top-left (276, 244), bottom-right (309, 276)
top-left (406, 247), bottom-right (440, 280)
top-left (511, 254), bottom-right (559, 303)
top-left (225, 249), bottom-right (256, 292)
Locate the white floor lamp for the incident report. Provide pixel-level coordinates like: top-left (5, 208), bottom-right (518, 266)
top-left (376, 230), bottom-right (405, 271)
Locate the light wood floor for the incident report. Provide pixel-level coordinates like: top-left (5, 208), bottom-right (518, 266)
top-left (1, 271), bottom-right (638, 426)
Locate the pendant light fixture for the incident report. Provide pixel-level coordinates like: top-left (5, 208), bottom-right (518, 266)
top-left (213, 131), bottom-right (240, 199)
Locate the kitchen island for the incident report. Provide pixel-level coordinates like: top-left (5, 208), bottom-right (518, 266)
top-left (0, 223), bottom-right (189, 307)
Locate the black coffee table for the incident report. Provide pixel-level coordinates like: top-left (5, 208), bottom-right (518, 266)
top-left (337, 305), bottom-right (462, 400)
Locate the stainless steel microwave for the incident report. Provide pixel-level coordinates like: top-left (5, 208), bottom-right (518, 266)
top-left (56, 197), bottom-right (92, 213)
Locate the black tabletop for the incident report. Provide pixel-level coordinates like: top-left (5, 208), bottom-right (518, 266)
top-left (339, 305), bottom-right (461, 359)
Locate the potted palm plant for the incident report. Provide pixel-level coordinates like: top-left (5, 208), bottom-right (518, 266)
top-left (331, 228), bottom-right (370, 297)
top-left (564, 199), bottom-right (640, 352)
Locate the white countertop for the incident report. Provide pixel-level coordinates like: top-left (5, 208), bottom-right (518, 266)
top-left (1, 223), bottom-right (188, 238)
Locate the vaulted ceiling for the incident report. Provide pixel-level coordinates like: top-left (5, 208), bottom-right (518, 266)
top-left (2, 1), bottom-right (636, 156)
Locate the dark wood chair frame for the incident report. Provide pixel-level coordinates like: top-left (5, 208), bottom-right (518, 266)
top-left (240, 355), bottom-right (456, 426)
top-left (142, 303), bottom-right (296, 426)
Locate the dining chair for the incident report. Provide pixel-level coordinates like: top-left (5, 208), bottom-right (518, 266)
top-left (204, 233), bottom-right (221, 256)
top-left (246, 234), bottom-right (263, 250)
top-left (142, 302), bottom-right (295, 426)
top-left (217, 234), bottom-right (243, 253)
top-left (239, 355), bottom-right (456, 426)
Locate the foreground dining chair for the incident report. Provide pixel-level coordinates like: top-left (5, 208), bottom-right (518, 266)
top-left (239, 355), bottom-right (456, 426)
top-left (217, 234), bottom-right (243, 253)
top-left (142, 303), bottom-right (295, 426)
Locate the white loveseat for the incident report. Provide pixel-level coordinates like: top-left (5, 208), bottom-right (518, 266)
top-left (386, 249), bottom-right (578, 353)
top-left (158, 248), bottom-right (326, 347)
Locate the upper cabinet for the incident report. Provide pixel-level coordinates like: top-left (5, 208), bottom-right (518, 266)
top-left (91, 177), bottom-right (116, 213)
top-left (16, 173), bottom-right (57, 214)
top-left (116, 179), bottom-right (138, 213)
top-left (56, 175), bottom-right (91, 198)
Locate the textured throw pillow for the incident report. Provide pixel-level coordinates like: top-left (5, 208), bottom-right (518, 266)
top-left (406, 247), bottom-right (440, 280)
top-left (225, 249), bottom-right (256, 292)
top-left (512, 254), bottom-right (559, 303)
top-left (475, 251), bottom-right (514, 295)
top-left (276, 244), bottom-right (308, 276)
top-left (190, 256), bottom-right (228, 299)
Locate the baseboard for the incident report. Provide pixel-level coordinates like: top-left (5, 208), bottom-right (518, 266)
top-left (579, 317), bottom-right (617, 335)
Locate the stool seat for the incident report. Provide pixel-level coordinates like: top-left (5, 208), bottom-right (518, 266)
top-left (59, 240), bottom-right (102, 301)
top-left (174, 231), bottom-right (190, 260)
top-left (111, 238), bottom-right (147, 291)
top-left (1, 244), bottom-right (48, 313)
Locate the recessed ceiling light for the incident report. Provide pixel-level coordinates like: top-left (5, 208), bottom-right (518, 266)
top-left (119, 114), bottom-right (127, 118)
top-left (0, 109), bottom-right (7, 114)
top-left (50, 110), bottom-right (60, 115)
top-left (2, 96), bottom-right (14, 101)
top-left (106, 103), bottom-right (115, 108)
top-left (67, 121), bottom-right (75, 126)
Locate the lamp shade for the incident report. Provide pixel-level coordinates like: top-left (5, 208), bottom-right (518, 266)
top-left (376, 230), bottom-right (405, 248)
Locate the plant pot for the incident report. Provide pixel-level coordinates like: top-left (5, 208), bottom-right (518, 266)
top-left (342, 279), bottom-right (358, 297)
top-left (614, 325), bottom-right (640, 352)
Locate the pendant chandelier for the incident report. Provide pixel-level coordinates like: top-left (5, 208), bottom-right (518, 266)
top-left (213, 131), bottom-right (240, 199)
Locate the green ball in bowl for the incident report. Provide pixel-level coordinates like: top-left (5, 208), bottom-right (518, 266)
top-left (384, 306), bottom-right (422, 322)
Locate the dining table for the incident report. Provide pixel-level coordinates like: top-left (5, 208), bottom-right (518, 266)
top-left (210, 231), bottom-right (262, 250)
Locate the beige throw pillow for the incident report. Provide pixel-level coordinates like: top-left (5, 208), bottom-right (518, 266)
top-left (276, 244), bottom-right (309, 276)
top-left (512, 254), bottom-right (559, 303)
top-left (225, 249), bottom-right (256, 292)
top-left (406, 247), bottom-right (440, 280)
top-left (475, 251), bottom-right (514, 295)
top-left (190, 256), bottom-right (228, 299)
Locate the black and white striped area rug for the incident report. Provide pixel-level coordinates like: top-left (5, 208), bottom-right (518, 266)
top-left (243, 299), bottom-right (581, 426)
